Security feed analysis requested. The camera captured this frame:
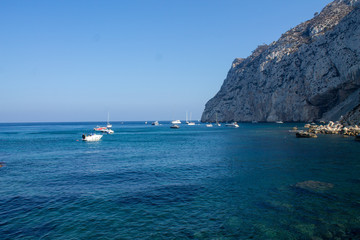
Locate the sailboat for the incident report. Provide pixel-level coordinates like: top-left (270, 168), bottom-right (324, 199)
top-left (107, 112), bottom-right (112, 128)
top-left (187, 112), bottom-right (195, 125)
top-left (216, 113), bottom-right (221, 126)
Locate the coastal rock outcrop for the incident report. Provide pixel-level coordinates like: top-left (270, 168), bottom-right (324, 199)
top-left (202, 0), bottom-right (360, 123)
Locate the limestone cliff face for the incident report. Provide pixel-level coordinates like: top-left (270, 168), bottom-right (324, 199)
top-left (202, 0), bottom-right (360, 123)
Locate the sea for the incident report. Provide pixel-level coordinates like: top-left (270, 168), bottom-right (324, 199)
top-left (0, 121), bottom-right (359, 239)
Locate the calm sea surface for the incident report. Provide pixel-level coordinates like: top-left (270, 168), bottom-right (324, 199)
top-left (0, 122), bottom-right (360, 239)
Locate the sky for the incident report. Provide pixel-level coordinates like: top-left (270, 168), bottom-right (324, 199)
top-left (0, 0), bottom-right (331, 122)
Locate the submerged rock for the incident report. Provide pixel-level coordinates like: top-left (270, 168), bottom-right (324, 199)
top-left (293, 224), bottom-right (316, 238)
top-left (293, 180), bottom-right (334, 193)
top-left (260, 200), bottom-right (294, 212)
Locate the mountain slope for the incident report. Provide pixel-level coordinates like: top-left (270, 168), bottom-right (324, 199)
top-left (201, 0), bottom-right (360, 123)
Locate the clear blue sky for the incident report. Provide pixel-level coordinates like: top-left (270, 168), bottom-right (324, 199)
top-left (0, 0), bottom-right (331, 122)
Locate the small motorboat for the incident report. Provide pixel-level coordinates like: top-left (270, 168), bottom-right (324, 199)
top-left (94, 126), bottom-right (107, 131)
top-left (102, 129), bottom-right (114, 134)
top-left (206, 123), bottom-right (213, 127)
top-left (152, 121), bottom-right (159, 126)
top-left (170, 124), bottom-right (180, 129)
top-left (171, 120), bottom-right (181, 124)
top-left (82, 134), bottom-right (103, 141)
top-left (225, 122), bottom-right (239, 128)
top-left (187, 122), bottom-right (196, 126)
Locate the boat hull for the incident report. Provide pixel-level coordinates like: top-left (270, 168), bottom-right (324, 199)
top-left (82, 134), bottom-right (103, 141)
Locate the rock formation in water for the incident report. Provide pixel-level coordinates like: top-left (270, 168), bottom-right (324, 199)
top-left (202, 0), bottom-right (360, 123)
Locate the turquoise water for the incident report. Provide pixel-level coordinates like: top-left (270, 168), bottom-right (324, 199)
top-left (0, 122), bottom-right (360, 239)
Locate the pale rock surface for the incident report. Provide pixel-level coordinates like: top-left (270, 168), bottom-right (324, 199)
top-left (202, 0), bottom-right (360, 123)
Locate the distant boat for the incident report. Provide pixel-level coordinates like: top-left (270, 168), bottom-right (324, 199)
top-left (101, 129), bottom-right (114, 134)
top-left (276, 121), bottom-right (284, 124)
top-left (82, 134), bottom-right (103, 141)
top-left (107, 112), bottom-right (112, 128)
top-left (216, 113), bottom-right (221, 126)
top-left (152, 121), bottom-right (159, 126)
top-left (171, 120), bottom-right (181, 124)
top-left (186, 112), bottom-right (195, 125)
top-left (226, 122), bottom-right (239, 128)
top-left (170, 124), bottom-right (180, 129)
top-left (94, 126), bottom-right (107, 131)
top-left (206, 123), bottom-right (213, 127)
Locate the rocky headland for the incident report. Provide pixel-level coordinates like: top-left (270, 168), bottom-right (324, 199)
top-left (202, 0), bottom-right (360, 124)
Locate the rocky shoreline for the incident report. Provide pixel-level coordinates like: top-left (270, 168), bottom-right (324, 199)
top-left (295, 121), bottom-right (360, 140)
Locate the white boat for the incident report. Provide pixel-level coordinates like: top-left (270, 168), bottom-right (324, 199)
top-left (102, 129), bottom-right (114, 134)
top-left (171, 120), bottom-right (181, 124)
top-left (206, 123), bottom-right (213, 127)
top-left (225, 122), bottom-right (239, 128)
top-left (94, 126), bottom-right (107, 131)
top-left (276, 121), bottom-right (284, 124)
top-left (186, 112), bottom-right (195, 125)
top-left (170, 124), bottom-right (180, 129)
top-left (82, 134), bottom-right (103, 141)
top-left (215, 113), bottom-right (221, 126)
top-left (152, 121), bottom-right (159, 126)
top-left (107, 112), bottom-right (112, 128)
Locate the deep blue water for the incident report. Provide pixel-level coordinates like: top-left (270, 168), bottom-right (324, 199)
top-left (0, 122), bottom-right (360, 239)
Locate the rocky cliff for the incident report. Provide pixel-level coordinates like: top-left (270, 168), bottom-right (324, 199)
top-left (202, 0), bottom-right (360, 123)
